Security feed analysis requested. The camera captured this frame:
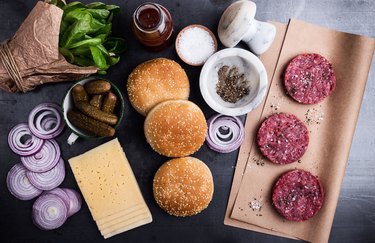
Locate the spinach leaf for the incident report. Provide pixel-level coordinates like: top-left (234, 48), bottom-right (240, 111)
top-left (86, 9), bottom-right (110, 20)
top-left (64, 8), bottom-right (89, 23)
top-left (107, 56), bottom-right (120, 66)
top-left (71, 46), bottom-right (91, 57)
top-left (57, 1), bottom-right (126, 73)
top-left (72, 55), bottom-right (95, 67)
top-left (60, 14), bottom-right (92, 47)
top-left (50, 0), bottom-right (66, 8)
top-left (88, 18), bottom-right (105, 34)
top-left (90, 46), bottom-right (108, 70)
top-left (66, 38), bottom-right (103, 49)
top-left (105, 5), bottom-right (121, 15)
top-left (86, 2), bottom-right (106, 9)
top-left (59, 48), bottom-right (75, 63)
top-left (103, 37), bottom-right (127, 54)
top-left (62, 2), bottom-right (87, 13)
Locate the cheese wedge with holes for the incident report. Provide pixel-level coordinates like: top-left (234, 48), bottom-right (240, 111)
top-left (69, 138), bottom-right (152, 238)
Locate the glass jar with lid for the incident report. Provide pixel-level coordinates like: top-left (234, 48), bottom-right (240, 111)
top-left (132, 2), bottom-right (174, 51)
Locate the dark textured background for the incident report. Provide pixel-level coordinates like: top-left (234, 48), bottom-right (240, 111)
top-left (0, 0), bottom-right (374, 242)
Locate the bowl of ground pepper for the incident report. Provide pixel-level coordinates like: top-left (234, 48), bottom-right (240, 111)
top-left (199, 48), bottom-right (267, 116)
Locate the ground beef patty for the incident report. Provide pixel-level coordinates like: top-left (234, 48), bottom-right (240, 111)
top-left (257, 113), bottom-right (309, 164)
top-left (272, 169), bottom-right (324, 222)
top-left (284, 53), bottom-right (336, 104)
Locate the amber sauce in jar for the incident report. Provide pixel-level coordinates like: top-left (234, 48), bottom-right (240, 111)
top-left (132, 3), bottom-right (174, 51)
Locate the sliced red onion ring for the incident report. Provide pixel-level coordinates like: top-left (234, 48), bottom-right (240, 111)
top-left (21, 139), bottom-right (61, 173)
top-left (62, 188), bottom-right (82, 217)
top-left (206, 114), bottom-right (245, 153)
top-left (6, 163), bottom-right (42, 200)
top-left (26, 158), bottom-right (65, 191)
top-left (8, 123), bottom-right (44, 156)
top-left (43, 188), bottom-right (70, 214)
top-left (28, 103), bottom-right (65, 139)
top-left (32, 194), bottom-right (68, 230)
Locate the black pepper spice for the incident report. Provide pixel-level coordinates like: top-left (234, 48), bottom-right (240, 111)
top-left (216, 65), bottom-right (250, 103)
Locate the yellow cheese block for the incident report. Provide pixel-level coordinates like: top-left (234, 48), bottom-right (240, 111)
top-left (68, 138), bottom-right (152, 238)
top-left (96, 204), bottom-right (145, 226)
top-left (103, 213), bottom-right (152, 239)
top-left (98, 207), bottom-right (150, 232)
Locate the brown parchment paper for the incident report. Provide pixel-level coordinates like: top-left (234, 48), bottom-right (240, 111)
top-left (224, 21), bottom-right (297, 240)
top-left (0, 1), bottom-right (97, 93)
top-left (227, 19), bottom-right (375, 243)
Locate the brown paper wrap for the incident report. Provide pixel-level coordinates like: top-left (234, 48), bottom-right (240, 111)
top-left (225, 19), bottom-right (375, 243)
top-left (0, 1), bottom-right (97, 93)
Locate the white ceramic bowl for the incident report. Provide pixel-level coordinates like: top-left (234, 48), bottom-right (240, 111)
top-left (199, 48), bottom-right (267, 116)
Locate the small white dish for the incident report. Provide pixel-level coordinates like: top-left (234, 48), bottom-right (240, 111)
top-left (176, 24), bottom-right (217, 66)
top-left (199, 48), bottom-right (267, 116)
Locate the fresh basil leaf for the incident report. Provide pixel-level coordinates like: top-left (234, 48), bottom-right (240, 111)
top-left (97, 70), bottom-right (107, 75)
top-left (60, 14), bottom-right (91, 47)
top-left (90, 46), bottom-right (108, 70)
top-left (66, 38), bottom-right (103, 49)
top-left (103, 37), bottom-right (127, 54)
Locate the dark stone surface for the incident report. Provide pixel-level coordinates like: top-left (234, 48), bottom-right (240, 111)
top-left (0, 0), bottom-right (374, 243)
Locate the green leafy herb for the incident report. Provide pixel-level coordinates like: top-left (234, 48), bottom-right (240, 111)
top-left (52, 1), bottom-right (126, 73)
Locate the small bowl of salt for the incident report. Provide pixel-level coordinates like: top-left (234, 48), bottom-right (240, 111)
top-left (176, 24), bottom-right (217, 66)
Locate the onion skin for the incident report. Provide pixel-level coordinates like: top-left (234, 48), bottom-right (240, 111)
top-left (8, 123), bottom-right (44, 156)
top-left (6, 163), bottom-right (42, 200)
top-left (206, 114), bottom-right (245, 153)
top-left (21, 139), bottom-right (61, 173)
top-left (32, 194), bottom-right (68, 230)
top-left (26, 158), bottom-right (66, 191)
top-left (28, 103), bottom-right (65, 139)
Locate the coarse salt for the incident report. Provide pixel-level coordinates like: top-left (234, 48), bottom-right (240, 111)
top-left (177, 27), bottom-right (215, 65)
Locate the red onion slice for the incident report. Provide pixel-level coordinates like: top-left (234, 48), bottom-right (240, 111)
top-left (62, 188), bottom-right (82, 217)
top-left (21, 139), bottom-right (61, 173)
top-left (206, 114), bottom-right (245, 153)
top-left (28, 103), bottom-right (65, 139)
top-left (26, 158), bottom-right (65, 191)
top-left (6, 163), bottom-right (42, 200)
top-left (8, 123), bottom-right (44, 156)
top-left (32, 194), bottom-right (68, 230)
top-left (43, 188), bottom-right (70, 214)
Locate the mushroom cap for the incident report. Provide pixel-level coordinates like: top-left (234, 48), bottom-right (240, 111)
top-left (218, 0), bottom-right (256, 47)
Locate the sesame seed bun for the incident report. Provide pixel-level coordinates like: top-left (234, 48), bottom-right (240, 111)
top-left (153, 157), bottom-right (214, 217)
top-left (127, 58), bottom-right (190, 116)
top-left (144, 100), bottom-right (207, 157)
